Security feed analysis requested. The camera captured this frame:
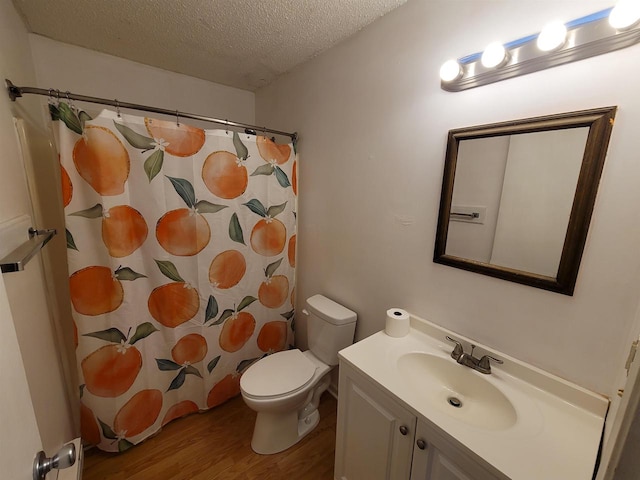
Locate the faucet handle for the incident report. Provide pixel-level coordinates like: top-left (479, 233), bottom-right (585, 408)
top-left (445, 336), bottom-right (464, 359)
top-left (477, 355), bottom-right (503, 373)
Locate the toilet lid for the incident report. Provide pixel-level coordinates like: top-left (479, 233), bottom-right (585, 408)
top-left (241, 349), bottom-right (316, 397)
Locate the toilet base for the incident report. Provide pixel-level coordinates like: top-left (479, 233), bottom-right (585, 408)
top-left (249, 373), bottom-right (331, 455)
top-left (250, 407), bottom-right (320, 455)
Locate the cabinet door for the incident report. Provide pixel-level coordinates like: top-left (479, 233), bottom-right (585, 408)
top-left (335, 362), bottom-right (416, 480)
top-left (411, 419), bottom-right (503, 480)
top-left (412, 443), bottom-right (475, 480)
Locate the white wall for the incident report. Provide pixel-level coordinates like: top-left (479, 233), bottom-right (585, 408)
top-left (255, 0), bottom-right (640, 396)
top-left (28, 34), bottom-right (255, 127)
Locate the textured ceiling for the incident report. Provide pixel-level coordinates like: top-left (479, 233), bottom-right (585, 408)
top-left (13, 0), bottom-right (409, 91)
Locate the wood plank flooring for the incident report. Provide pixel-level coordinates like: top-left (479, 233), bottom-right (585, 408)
top-left (83, 393), bottom-right (337, 480)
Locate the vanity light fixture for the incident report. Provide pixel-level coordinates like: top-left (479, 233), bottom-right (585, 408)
top-left (481, 42), bottom-right (509, 68)
top-left (439, 59), bottom-right (463, 82)
top-left (609, 0), bottom-right (640, 30)
top-left (537, 20), bottom-right (568, 52)
top-left (440, 3), bottom-right (640, 91)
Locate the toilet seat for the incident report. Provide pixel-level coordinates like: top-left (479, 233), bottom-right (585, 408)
top-left (241, 349), bottom-right (317, 399)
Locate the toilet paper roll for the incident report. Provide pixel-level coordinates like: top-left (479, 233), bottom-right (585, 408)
top-left (385, 308), bottom-right (410, 337)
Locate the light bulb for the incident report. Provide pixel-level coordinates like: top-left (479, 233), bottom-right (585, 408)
top-left (609, 0), bottom-right (640, 30)
top-left (537, 21), bottom-right (567, 51)
top-left (481, 42), bottom-right (507, 68)
top-left (439, 59), bottom-right (463, 82)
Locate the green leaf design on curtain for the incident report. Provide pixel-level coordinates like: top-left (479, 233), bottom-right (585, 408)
top-left (237, 357), bottom-right (260, 373)
top-left (156, 359), bottom-right (183, 371)
top-left (154, 259), bottom-right (185, 282)
top-left (195, 200), bottom-right (227, 214)
top-left (83, 327), bottom-right (127, 344)
top-left (78, 111), bottom-right (93, 130)
top-left (114, 266), bottom-right (147, 281)
top-left (58, 103), bottom-right (82, 134)
top-left (166, 176), bottom-right (196, 208)
top-left (144, 150), bottom-right (164, 182)
top-left (168, 369), bottom-right (187, 391)
top-left (207, 355), bottom-right (221, 374)
top-left (243, 199), bottom-right (267, 217)
top-left (274, 166), bottom-right (291, 188)
top-left (184, 365), bottom-right (202, 378)
top-left (98, 418), bottom-right (118, 440)
top-left (229, 213), bottom-right (245, 244)
top-left (212, 309), bottom-right (234, 326)
top-left (113, 121), bottom-right (155, 150)
top-left (250, 164), bottom-right (275, 176)
top-left (238, 295), bottom-right (257, 311)
top-left (66, 228), bottom-right (78, 251)
top-left (267, 202), bottom-right (287, 218)
top-left (70, 203), bottom-right (103, 218)
top-left (49, 103), bottom-right (61, 121)
top-left (233, 131), bottom-right (249, 161)
top-left (265, 258), bottom-right (282, 278)
top-left (118, 439), bottom-right (135, 452)
top-left (129, 322), bottom-right (158, 344)
top-left (281, 309), bottom-right (295, 321)
top-left (205, 295), bottom-right (218, 323)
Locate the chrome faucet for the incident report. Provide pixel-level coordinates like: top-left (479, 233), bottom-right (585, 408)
top-left (446, 336), bottom-right (503, 374)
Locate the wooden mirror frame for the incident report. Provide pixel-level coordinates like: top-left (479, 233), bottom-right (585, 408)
top-left (434, 106), bottom-right (617, 295)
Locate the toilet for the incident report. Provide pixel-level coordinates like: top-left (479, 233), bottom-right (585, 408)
top-left (240, 294), bottom-right (357, 454)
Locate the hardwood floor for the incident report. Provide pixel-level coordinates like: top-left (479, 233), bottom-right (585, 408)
top-left (83, 393), bottom-right (337, 480)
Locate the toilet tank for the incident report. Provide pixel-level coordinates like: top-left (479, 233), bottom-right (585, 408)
top-left (306, 294), bottom-right (357, 366)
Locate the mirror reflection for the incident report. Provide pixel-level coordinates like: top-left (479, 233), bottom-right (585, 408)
top-left (446, 128), bottom-right (588, 277)
top-left (434, 107), bottom-right (617, 295)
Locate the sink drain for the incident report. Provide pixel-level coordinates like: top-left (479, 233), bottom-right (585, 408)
top-left (447, 396), bottom-right (463, 408)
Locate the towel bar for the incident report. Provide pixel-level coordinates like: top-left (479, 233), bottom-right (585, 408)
top-left (0, 227), bottom-right (57, 273)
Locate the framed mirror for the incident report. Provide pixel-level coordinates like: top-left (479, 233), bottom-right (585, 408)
top-left (434, 106), bottom-right (617, 295)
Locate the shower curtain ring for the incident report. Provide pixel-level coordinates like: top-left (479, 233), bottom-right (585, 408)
top-left (65, 91), bottom-right (76, 112)
top-left (225, 119), bottom-right (228, 134)
top-left (115, 99), bottom-right (121, 118)
top-left (47, 89), bottom-right (54, 105)
top-left (176, 110), bottom-right (180, 127)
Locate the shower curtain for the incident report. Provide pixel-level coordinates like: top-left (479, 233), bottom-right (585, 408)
top-left (53, 103), bottom-right (297, 452)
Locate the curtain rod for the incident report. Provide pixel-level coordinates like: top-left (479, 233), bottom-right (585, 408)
top-left (5, 79), bottom-right (297, 142)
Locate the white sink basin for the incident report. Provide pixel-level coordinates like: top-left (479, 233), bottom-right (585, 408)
top-left (397, 352), bottom-right (517, 430)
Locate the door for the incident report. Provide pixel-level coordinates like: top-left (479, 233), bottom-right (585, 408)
top-left (597, 330), bottom-right (640, 479)
top-left (0, 112), bottom-right (73, 476)
top-left (335, 363), bottom-right (416, 480)
top-left (0, 271), bottom-right (45, 479)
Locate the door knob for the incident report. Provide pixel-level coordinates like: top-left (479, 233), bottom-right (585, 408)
top-left (416, 439), bottom-right (427, 450)
top-left (33, 442), bottom-right (76, 480)
top-left (399, 425), bottom-right (409, 436)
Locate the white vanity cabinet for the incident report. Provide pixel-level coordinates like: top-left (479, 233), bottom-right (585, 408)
top-left (335, 361), bottom-right (505, 480)
top-left (334, 360), bottom-right (415, 479)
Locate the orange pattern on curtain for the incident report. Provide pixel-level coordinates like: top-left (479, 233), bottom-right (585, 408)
top-left (54, 103), bottom-right (297, 452)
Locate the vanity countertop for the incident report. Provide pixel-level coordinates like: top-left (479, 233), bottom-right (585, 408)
top-left (338, 315), bottom-right (608, 480)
